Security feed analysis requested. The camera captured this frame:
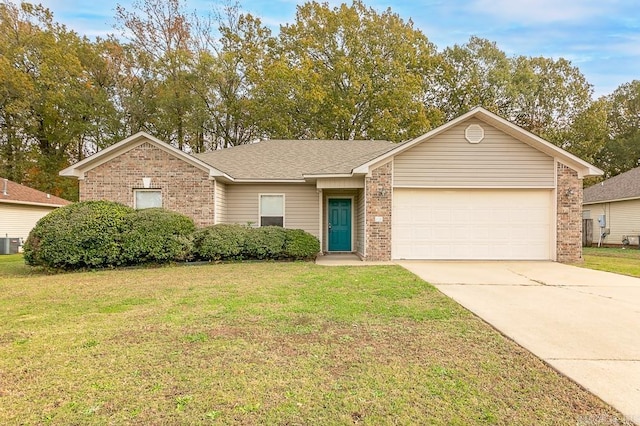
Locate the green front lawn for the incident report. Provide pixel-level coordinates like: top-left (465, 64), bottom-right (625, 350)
top-left (0, 253), bottom-right (31, 277)
top-left (0, 258), bottom-right (629, 425)
top-left (582, 246), bottom-right (640, 277)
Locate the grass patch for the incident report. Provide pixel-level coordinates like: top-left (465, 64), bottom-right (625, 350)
top-left (0, 260), bottom-right (630, 424)
top-left (581, 247), bottom-right (640, 277)
top-left (0, 254), bottom-right (36, 277)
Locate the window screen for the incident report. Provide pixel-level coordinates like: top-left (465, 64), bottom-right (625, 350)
top-left (135, 190), bottom-right (162, 209)
top-left (260, 194), bottom-right (284, 227)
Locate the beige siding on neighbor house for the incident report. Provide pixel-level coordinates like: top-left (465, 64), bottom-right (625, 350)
top-left (584, 199), bottom-right (640, 244)
top-left (225, 184), bottom-right (319, 236)
top-left (394, 118), bottom-right (555, 187)
top-left (215, 181), bottom-right (226, 224)
top-left (0, 203), bottom-right (58, 241)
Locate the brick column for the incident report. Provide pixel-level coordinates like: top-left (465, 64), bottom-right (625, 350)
top-left (365, 162), bottom-right (392, 261)
top-left (556, 163), bottom-right (583, 263)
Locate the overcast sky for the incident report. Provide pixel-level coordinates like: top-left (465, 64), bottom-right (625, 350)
top-left (36, 0), bottom-right (640, 98)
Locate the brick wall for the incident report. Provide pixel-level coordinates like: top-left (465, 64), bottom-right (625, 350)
top-left (364, 162), bottom-right (392, 261)
top-left (80, 142), bottom-right (216, 227)
top-left (556, 162), bottom-right (583, 263)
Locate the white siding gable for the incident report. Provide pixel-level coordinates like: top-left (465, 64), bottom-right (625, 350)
top-left (394, 118), bottom-right (555, 188)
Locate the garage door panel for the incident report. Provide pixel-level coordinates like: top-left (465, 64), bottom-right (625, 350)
top-left (452, 226), bottom-right (474, 239)
top-left (490, 210), bottom-right (510, 223)
top-left (392, 189), bottom-right (552, 260)
top-left (451, 209), bottom-right (471, 222)
top-left (432, 227), bottom-right (453, 239)
top-left (483, 225), bottom-right (503, 238)
top-left (432, 208), bottom-right (453, 223)
top-left (411, 206), bottom-right (430, 217)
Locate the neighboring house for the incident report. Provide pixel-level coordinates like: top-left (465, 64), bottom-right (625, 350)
top-left (583, 166), bottom-right (640, 245)
top-left (60, 107), bottom-right (602, 262)
top-left (0, 178), bottom-right (71, 244)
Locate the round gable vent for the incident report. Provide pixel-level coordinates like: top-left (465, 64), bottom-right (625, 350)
top-left (465, 124), bottom-right (484, 144)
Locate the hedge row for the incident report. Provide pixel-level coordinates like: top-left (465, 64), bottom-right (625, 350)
top-left (24, 201), bottom-right (320, 270)
top-left (193, 225), bottom-right (320, 261)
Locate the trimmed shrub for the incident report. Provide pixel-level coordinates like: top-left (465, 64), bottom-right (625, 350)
top-left (244, 226), bottom-right (287, 260)
top-left (283, 228), bottom-right (320, 260)
top-left (24, 201), bottom-right (134, 269)
top-left (193, 224), bottom-right (248, 261)
top-left (120, 208), bottom-right (196, 264)
top-left (25, 202), bottom-right (323, 269)
top-left (193, 225), bottom-right (319, 262)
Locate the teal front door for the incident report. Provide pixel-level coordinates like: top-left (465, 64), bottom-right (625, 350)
top-left (328, 199), bottom-right (352, 251)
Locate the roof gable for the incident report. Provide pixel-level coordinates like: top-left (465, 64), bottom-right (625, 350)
top-left (393, 117), bottom-right (556, 187)
top-left (59, 109), bottom-right (602, 184)
top-left (584, 166), bottom-right (640, 204)
top-left (59, 132), bottom-right (230, 180)
top-left (0, 178), bottom-right (71, 207)
top-left (354, 107), bottom-right (603, 178)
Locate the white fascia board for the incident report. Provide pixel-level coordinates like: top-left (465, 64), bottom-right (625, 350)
top-left (302, 173), bottom-right (354, 179)
top-left (0, 199), bottom-right (68, 208)
top-left (60, 131), bottom-right (151, 177)
top-left (393, 185), bottom-right (555, 189)
top-left (352, 107), bottom-right (604, 178)
top-left (233, 179), bottom-right (307, 183)
top-left (59, 132), bottom-right (232, 180)
top-left (59, 167), bottom-right (83, 178)
top-left (475, 111), bottom-right (604, 178)
top-left (583, 196), bottom-right (640, 205)
top-left (352, 110), bottom-right (481, 174)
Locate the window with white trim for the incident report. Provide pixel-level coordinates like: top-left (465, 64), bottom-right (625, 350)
top-left (260, 194), bottom-right (284, 227)
top-left (135, 189), bottom-right (162, 209)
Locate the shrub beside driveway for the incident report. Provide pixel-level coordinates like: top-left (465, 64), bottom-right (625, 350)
top-left (0, 260), bottom-right (630, 425)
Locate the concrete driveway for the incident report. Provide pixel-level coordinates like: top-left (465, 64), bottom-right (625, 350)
top-left (397, 261), bottom-right (640, 423)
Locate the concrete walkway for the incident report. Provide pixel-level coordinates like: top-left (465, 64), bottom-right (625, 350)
top-left (397, 261), bottom-right (640, 423)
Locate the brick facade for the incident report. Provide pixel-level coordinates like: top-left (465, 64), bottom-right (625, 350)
top-left (556, 162), bottom-right (583, 262)
top-left (364, 162), bottom-right (392, 261)
top-left (75, 137), bottom-right (586, 263)
top-left (80, 142), bottom-right (216, 227)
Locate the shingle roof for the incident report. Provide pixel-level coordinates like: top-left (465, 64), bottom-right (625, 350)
top-left (584, 166), bottom-right (640, 204)
top-left (194, 139), bottom-right (397, 180)
top-left (0, 178), bottom-right (71, 207)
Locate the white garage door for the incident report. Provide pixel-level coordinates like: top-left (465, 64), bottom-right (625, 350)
top-left (392, 189), bottom-right (553, 260)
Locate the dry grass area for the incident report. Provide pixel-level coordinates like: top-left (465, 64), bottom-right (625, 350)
top-left (582, 246), bottom-right (640, 278)
top-left (0, 257), bottom-right (631, 425)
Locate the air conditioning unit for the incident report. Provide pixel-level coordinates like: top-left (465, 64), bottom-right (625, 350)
top-left (622, 235), bottom-right (640, 248)
top-left (0, 237), bottom-right (21, 255)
